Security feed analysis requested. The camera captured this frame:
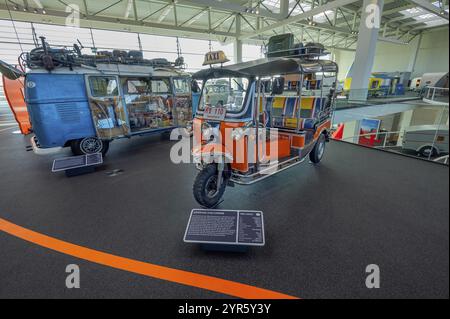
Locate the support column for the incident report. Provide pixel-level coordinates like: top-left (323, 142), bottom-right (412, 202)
top-left (234, 14), bottom-right (243, 63)
top-left (349, 0), bottom-right (384, 101)
top-left (280, 0), bottom-right (289, 18)
top-left (407, 33), bottom-right (423, 76)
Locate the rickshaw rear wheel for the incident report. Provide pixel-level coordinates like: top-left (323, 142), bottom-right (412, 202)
top-left (193, 164), bottom-right (227, 208)
top-left (71, 137), bottom-right (110, 156)
top-left (310, 134), bottom-right (326, 164)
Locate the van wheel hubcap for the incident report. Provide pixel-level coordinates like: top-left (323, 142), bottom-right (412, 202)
top-left (80, 138), bottom-right (103, 154)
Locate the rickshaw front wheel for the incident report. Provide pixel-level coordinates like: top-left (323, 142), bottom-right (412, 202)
top-left (310, 134), bottom-right (326, 164)
top-left (71, 137), bottom-right (110, 156)
top-left (193, 164), bottom-right (227, 208)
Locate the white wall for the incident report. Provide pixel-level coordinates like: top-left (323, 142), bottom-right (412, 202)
top-left (333, 27), bottom-right (449, 81)
top-left (413, 28), bottom-right (449, 77)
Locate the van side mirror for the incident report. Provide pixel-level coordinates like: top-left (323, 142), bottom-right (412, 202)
top-left (191, 80), bottom-right (201, 94)
top-left (272, 77), bottom-right (285, 95)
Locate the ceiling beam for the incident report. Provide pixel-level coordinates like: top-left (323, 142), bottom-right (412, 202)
top-left (157, 3), bottom-right (173, 23)
top-left (406, 0), bottom-right (449, 20)
top-left (0, 3), bottom-right (237, 38)
top-left (179, 7), bottom-right (208, 27)
top-left (124, 0), bottom-right (133, 19)
top-left (237, 0), bottom-right (361, 41)
top-left (176, 0), bottom-right (281, 20)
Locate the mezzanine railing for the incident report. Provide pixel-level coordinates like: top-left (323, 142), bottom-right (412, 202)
top-left (423, 87), bottom-right (449, 105)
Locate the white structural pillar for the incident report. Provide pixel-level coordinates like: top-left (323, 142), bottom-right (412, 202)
top-left (234, 14), bottom-right (243, 63)
top-left (407, 33), bottom-right (423, 76)
top-left (280, 0), bottom-right (290, 18)
top-left (349, 0), bottom-right (384, 101)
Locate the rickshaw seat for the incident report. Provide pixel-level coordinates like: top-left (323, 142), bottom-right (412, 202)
top-left (302, 118), bottom-right (317, 130)
top-left (269, 96), bottom-right (323, 131)
top-left (273, 117), bottom-right (318, 131)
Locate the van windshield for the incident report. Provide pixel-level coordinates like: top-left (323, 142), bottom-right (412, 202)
top-left (199, 77), bottom-right (249, 113)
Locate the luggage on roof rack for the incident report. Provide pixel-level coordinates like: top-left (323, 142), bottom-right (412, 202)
top-left (266, 34), bottom-right (328, 60)
top-left (22, 36), bottom-right (178, 71)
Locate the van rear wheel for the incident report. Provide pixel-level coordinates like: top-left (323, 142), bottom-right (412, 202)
top-left (71, 137), bottom-right (110, 156)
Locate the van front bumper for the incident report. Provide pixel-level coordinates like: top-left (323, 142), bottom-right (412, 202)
top-left (31, 136), bottom-right (63, 155)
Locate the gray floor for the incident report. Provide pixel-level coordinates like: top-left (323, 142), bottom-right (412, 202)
top-left (0, 127), bottom-right (448, 299)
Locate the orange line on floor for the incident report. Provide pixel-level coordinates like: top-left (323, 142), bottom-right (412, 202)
top-left (0, 218), bottom-right (298, 299)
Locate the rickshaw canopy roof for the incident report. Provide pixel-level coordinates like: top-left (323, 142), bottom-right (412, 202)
top-left (192, 57), bottom-right (338, 80)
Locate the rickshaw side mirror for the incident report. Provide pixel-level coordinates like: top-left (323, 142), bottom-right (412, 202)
top-left (191, 80), bottom-right (201, 94)
top-left (262, 80), bottom-right (272, 94)
top-left (272, 77), bottom-right (285, 95)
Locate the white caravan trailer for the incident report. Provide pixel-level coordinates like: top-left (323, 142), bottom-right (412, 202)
top-left (402, 125), bottom-right (449, 157)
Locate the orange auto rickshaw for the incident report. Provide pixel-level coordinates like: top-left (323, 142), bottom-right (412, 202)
top-left (191, 37), bottom-right (339, 207)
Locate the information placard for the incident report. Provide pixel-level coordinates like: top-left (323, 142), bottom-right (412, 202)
top-left (184, 209), bottom-right (265, 246)
top-left (52, 153), bottom-right (103, 172)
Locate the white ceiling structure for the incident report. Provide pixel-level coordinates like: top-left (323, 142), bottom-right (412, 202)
top-left (0, 0), bottom-right (448, 51)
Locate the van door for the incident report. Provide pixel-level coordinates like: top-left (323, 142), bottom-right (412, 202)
top-left (86, 75), bottom-right (130, 139)
top-left (172, 77), bottom-right (193, 127)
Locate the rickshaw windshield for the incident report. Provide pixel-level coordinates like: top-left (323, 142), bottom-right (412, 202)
top-left (199, 77), bottom-right (249, 113)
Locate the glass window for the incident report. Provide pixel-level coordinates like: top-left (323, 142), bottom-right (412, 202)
top-left (127, 79), bottom-right (150, 94)
top-left (151, 78), bottom-right (171, 93)
top-left (89, 76), bottom-right (118, 97)
top-left (173, 78), bottom-right (191, 94)
top-left (199, 77), bottom-right (249, 113)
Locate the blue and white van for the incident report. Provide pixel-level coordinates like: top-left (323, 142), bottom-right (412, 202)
top-left (1, 39), bottom-right (197, 156)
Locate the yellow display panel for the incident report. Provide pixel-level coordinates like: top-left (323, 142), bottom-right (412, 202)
top-left (284, 118), bottom-right (298, 129)
top-left (300, 97), bottom-right (314, 110)
top-left (272, 97), bottom-right (286, 109)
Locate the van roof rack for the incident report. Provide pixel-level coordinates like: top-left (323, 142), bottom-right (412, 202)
top-left (22, 36), bottom-right (183, 71)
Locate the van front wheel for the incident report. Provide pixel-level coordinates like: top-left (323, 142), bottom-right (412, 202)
top-left (71, 137), bottom-right (110, 156)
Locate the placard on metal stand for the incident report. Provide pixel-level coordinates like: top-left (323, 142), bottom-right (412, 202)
top-left (184, 209), bottom-right (265, 252)
top-left (52, 153), bottom-right (103, 177)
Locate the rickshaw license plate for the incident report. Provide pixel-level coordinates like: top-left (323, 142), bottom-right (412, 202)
top-left (203, 106), bottom-right (226, 121)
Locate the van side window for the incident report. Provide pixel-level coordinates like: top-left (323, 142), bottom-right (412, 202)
top-left (173, 78), bottom-right (191, 94)
top-left (89, 76), bottom-right (119, 97)
top-left (151, 79), bottom-right (171, 94)
top-left (127, 79), bottom-right (150, 94)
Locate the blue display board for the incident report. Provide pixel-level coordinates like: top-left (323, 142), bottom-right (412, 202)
top-left (184, 209), bottom-right (265, 246)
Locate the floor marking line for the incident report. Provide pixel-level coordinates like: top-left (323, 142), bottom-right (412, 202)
top-left (0, 218), bottom-right (298, 299)
top-left (0, 125), bottom-right (18, 133)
